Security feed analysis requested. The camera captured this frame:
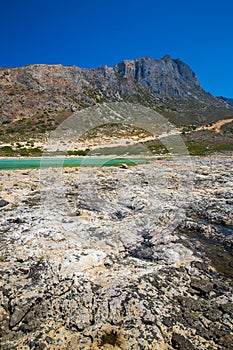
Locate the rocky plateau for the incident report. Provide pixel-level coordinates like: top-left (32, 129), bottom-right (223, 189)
top-left (0, 155), bottom-right (232, 349)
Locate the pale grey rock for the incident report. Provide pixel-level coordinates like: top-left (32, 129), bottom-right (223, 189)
top-left (0, 156), bottom-right (232, 349)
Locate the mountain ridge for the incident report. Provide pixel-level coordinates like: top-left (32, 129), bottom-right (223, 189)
top-left (218, 96), bottom-right (233, 106)
top-left (0, 55), bottom-right (233, 138)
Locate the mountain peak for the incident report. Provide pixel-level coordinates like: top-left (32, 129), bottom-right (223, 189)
top-left (113, 55), bottom-right (201, 97)
top-left (161, 54), bottom-right (173, 61)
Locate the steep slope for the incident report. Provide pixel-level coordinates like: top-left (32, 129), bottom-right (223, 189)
top-left (113, 55), bottom-right (201, 97)
top-left (218, 96), bottom-right (233, 106)
top-left (0, 55), bottom-right (233, 140)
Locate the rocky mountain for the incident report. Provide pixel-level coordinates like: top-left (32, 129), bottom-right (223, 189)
top-left (0, 55), bottom-right (233, 138)
top-left (218, 96), bottom-right (233, 106)
top-left (113, 55), bottom-right (201, 97)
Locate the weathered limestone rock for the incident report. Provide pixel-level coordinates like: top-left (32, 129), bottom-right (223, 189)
top-left (0, 155), bottom-right (232, 349)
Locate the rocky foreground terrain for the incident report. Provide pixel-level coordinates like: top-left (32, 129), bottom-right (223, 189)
top-left (0, 155), bottom-right (233, 349)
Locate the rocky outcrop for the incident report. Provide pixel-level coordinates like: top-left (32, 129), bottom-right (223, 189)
top-left (114, 55), bottom-right (201, 97)
top-left (0, 155), bottom-right (232, 349)
top-left (0, 197), bottom-right (9, 207)
top-left (218, 96), bottom-right (233, 106)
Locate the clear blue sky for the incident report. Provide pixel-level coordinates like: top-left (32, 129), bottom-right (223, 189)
top-left (1, 0), bottom-right (233, 97)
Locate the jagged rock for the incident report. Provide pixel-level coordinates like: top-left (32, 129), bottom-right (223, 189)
top-left (190, 278), bottom-right (214, 295)
top-left (114, 55), bottom-right (201, 97)
top-left (120, 163), bottom-right (128, 169)
top-left (0, 198), bottom-right (9, 207)
top-left (171, 333), bottom-right (195, 350)
top-left (0, 156), bottom-right (232, 349)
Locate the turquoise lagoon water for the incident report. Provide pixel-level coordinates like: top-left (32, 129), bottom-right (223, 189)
top-left (0, 157), bottom-right (151, 170)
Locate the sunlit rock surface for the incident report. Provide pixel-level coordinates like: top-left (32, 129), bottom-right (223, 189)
top-left (0, 156), bottom-right (232, 349)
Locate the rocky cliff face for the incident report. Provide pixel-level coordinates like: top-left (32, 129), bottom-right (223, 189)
top-left (113, 55), bottom-right (201, 97)
top-left (218, 96), bottom-right (233, 106)
top-left (0, 55), bottom-right (233, 131)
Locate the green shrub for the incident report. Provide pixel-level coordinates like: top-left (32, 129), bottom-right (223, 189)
top-left (0, 146), bottom-right (15, 156)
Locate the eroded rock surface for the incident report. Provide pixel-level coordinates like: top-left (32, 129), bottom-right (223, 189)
top-left (0, 156), bottom-right (232, 349)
